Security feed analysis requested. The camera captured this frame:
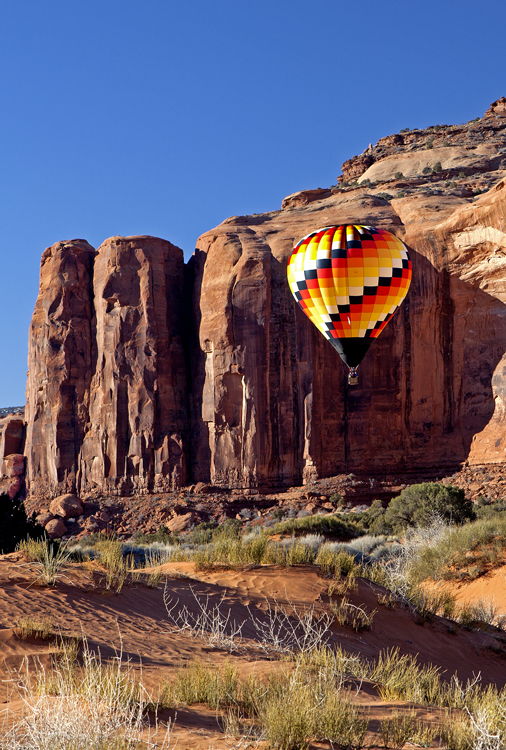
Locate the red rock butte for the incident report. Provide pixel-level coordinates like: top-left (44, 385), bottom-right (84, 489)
top-left (4, 99), bottom-right (506, 501)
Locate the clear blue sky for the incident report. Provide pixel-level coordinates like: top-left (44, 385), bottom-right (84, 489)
top-left (1, 0), bottom-right (505, 406)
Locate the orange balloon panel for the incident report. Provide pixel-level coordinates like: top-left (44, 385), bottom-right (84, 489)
top-left (287, 225), bottom-right (412, 368)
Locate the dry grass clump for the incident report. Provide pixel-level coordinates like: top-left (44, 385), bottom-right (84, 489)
top-left (17, 539), bottom-right (72, 586)
top-left (14, 616), bottom-right (55, 641)
top-left (161, 661), bottom-right (241, 710)
top-left (328, 596), bottom-right (376, 632)
top-left (315, 544), bottom-right (360, 577)
top-left (380, 710), bottom-right (437, 749)
top-left (0, 638), bottom-right (171, 750)
top-left (260, 678), bottom-right (368, 750)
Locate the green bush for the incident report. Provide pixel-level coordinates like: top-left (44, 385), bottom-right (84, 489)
top-left (433, 161), bottom-right (442, 173)
top-left (187, 518), bottom-right (241, 545)
top-left (0, 492), bottom-right (43, 554)
top-left (383, 483), bottom-right (475, 533)
top-left (394, 171), bottom-right (404, 179)
top-left (329, 492), bottom-right (345, 507)
top-left (131, 528), bottom-right (175, 544)
top-left (422, 166), bottom-right (432, 174)
top-left (362, 499), bottom-right (391, 535)
top-left (267, 514), bottom-right (361, 539)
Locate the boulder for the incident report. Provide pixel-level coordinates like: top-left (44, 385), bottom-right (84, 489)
top-left (36, 512), bottom-right (54, 526)
top-left (49, 494), bottom-right (83, 519)
top-left (167, 512), bottom-right (194, 534)
top-left (193, 482), bottom-right (214, 495)
top-left (7, 477), bottom-right (23, 499)
top-left (45, 518), bottom-right (67, 539)
top-left (2, 454), bottom-right (25, 478)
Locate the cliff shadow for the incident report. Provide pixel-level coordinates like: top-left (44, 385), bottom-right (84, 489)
top-left (185, 249), bottom-right (212, 482)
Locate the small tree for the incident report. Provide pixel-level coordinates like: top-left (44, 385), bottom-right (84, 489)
top-left (433, 162), bottom-right (442, 173)
top-left (383, 483), bottom-right (475, 533)
top-left (0, 492), bottom-right (43, 554)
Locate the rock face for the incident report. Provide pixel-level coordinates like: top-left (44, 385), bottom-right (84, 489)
top-left (338, 113), bottom-right (506, 187)
top-left (25, 236), bottom-right (187, 500)
top-left (25, 239), bottom-right (96, 498)
top-left (188, 184), bottom-right (506, 486)
top-left (18, 99), bottom-right (506, 498)
top-left (79, 236), bottom-right (187, 495)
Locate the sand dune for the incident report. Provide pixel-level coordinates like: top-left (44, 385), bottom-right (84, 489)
top-left (2, 553), bottom-right (506, 747)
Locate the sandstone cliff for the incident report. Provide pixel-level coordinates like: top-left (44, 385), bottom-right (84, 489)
top-left (16, 99), bottom-right (506, 498)
top-left (24, 237), bottom-right (187, 500)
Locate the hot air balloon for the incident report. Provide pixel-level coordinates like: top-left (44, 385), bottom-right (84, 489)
top-left (287, 225), bottom-right (412, 385)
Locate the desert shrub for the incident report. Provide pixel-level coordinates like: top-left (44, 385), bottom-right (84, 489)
top-left (476, 500), bottom-right (506, 519)
top-left (404, 514), bottom-right (506, 588)
top-left (381, 483), bottom-right (475, 533)
top-left (214, 518), bottom-right (241, 538)
top-left (131, 527), bottom-right (175, 544)
top-left (329, 492), bottom-right (344, 507)
top-left (186, 520), bottom-right (217, 544)
top-left (272, 507), bottom-right (286, 521)
top-left (380, 710), bottom-right (418, 749)
top-left (376, 192), bottom-right (393, 201)
top-left (458, 171), bottom-right (467, 178)
top-left (267, 513), bottom-right (361, 539)
top-left (0, 492), bottom-right (43, 554)
top-left (422, 166), bottom-right (432, 174)
top-left (433, 161), bottom-right (443, 172)
top-left (394, 171), bottom-right (404, 179)
top-left (359, 499), bottom-right (390, 535)
top-left (263, 538), bottom-right (318, 567)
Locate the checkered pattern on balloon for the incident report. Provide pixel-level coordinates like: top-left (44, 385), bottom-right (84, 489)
top-left (287, 225), bottom-right (412, 373)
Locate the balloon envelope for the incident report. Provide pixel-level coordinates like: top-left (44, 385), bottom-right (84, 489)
top-left (287, 225), bottom-right (412, 368)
